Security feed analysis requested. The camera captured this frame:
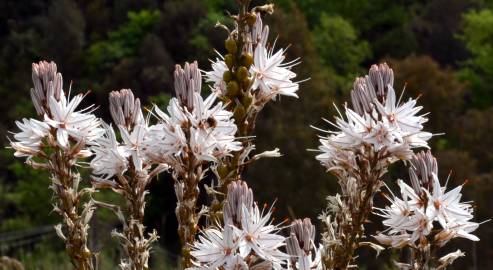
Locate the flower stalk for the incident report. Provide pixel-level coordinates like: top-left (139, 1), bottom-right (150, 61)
top-left (140, 61), bottom-right (242, 267)
top-left (11, 61), bottom-right (103, 270)
top-left (205, 1), bottom-right (299, 224)
top-left (91, 89), bottom-right (159, 270)
top-left (315, 63), bottom-right (432, 269)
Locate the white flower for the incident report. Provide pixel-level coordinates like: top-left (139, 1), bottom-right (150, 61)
top-left (119, 124), bottom-right (148, 171)
top-left (375, 85), bottom-right (427, 133)
top-left (224, 255), bottom-right (248, 270)
top-left (90, 123), bottom-right (129, 180)
top-left (425, 174), bottom-right (473, 229)
top-left (44, 92), bottom-right (103, 148)
top-left (238, 204), bottom-right (287, 266)
top-left (251, 44), bottom-right (299, 100)
top-left (10, 118), bottom-right (50, 158)
top-left (248, 12), bottom-right (269, 50)
top-left (204, 54), bottom-right (228, 95)
top-left (375, 181), bottom-right (419, 234)
top-left (435, 221), bottom-right (480, 244)
top-left (144, 123), bottom-right (186, 162)
top-left (190, 225), bottom-right (239, 269)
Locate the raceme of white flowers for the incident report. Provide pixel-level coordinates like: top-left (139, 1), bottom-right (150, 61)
top-left (204, 11), bottom-right (300, 106)
top-left (144, 61), bottom-right (242, 174)
top-left (90, 88), bottom-right (148, 182)
top-left (11, 61), bottom-right (104, 159)
top-left (315, 63), bottom-right (432, 172)
top-left (10, 60), bottom-right (104, 269)
top-left (90, 62), bottom-right (243, 182)
top-left (312, 63), bottom-right (485, 269)
top-left (374, 151), bottom-right (485, 268)
top-left (188, 180), bottom-right (288, 270)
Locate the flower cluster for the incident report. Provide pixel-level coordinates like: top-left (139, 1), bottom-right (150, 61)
top-left (313, 63), bottom-right (434, 269)
top-left (10, 61), bottom-right (103, 269)
top-left (90, 89), bottom-right (148, 183)
top-left (189, 180), bottom-right (287, 269)
top-left (204, 10), bottom-right (300, 108)
top-left (374, 151), bottom-right (482, 269)
top-left (144, 61), bottom-right (242, 172)
top-left (90, 89), bottom-right (160, 270)
top-left (11, 61), bottom-right (103, 159)
top-left (316, 63), bottom-right (432, 172)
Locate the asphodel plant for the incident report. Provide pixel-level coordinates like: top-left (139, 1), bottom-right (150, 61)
top-left (11, 61), bottom-right (102, 270)
top-left (8, 1), bottom-right (486, 270)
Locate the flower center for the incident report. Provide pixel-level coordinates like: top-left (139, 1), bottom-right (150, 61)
top-left (245, 234), bottom-right (253, 242)
top-left (388, 113), bottom-right (396, 122)
top-left (434, 200), bottom-right (441, 210)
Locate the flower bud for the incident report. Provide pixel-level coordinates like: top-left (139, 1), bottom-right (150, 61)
top-left (225, 38), bottom-right (238, 54)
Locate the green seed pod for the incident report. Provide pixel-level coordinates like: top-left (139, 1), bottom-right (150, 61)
top-left (226, 81), bottom-right (240, 96)
top-left (225, 54), bottom-right (235, 69)
top-left (242, 77), bottom-right (252, 89)
top-left (241, 92), bottom-right (253, 108)
top-left (241, 53), bottom-right (254, 68)
top-left (225, 38), bottom-right (237, 54)
top-left (246, 13), bottom-right (257, 26)
top-left (233, 104), bottom-right (246, 121)
top-left (223, 70), bottom-right (233, 82)
top-left (236, 66), bottom-right (249, 81)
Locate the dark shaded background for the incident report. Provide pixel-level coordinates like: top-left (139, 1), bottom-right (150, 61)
top-left (0, 0), bottom-right (492, 269)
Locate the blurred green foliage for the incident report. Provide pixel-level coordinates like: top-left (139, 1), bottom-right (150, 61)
top-left (459, 9), bottom-right (493, 108)
top-left (87, 10), bottom-right (161, 74)
top-left (1, 0), bottom-right (493, 269)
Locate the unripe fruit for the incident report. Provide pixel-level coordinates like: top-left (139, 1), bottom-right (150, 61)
top-left (225, 54), bottom-right (234, 69)
top-left (223, 70), bottom-right (233, 82)
top-left (236, 66), bottom-right (249, 81)
top-left (227, 81), bottom-right (240, 96)
top-left (241, 92), bottom-right (253, 108)
top-left (225, 38), bottom-right (237, 54)
top-left (241, 53), bottom-right (254, 68)
top-left (242, 77), bottom-right (252, 89)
